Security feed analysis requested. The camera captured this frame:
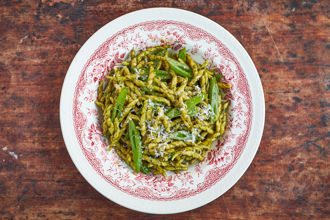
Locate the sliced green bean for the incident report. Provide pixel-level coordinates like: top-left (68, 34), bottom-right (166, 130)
top-left (170, 130), bottom-right (193, 141)
top-left (155, 69), bottom-right (172, 80)
top-left (186, 93), bottom-right (205, 109)
top-left (165, 57), bottom-right (193, 79)
top-left (166, 93), bottom-right (205, 119)
top-left (128, 120), bottom-right (142, 173)
top-left (178, 48), bottom-right (186, 62)
top-left (111, 87), bottom-right (128, 121)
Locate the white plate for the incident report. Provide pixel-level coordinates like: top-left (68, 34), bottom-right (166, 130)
top-left (60, 8), bottom-right (265, 214)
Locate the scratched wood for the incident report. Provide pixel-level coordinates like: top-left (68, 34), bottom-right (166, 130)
top-left (0, 0), bottom-right (329, 219)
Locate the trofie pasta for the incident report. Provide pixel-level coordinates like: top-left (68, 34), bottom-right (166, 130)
top-left (95, 45), bottom-right (230, 176)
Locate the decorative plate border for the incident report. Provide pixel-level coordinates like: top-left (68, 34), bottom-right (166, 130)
top-left (72, 20), bottom-right (252, 201)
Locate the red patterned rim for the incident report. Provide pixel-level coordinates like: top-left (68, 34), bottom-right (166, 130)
top-left (72, 20), bottom-right (252, 201)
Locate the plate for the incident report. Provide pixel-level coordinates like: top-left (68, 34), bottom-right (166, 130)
top-left (60, 8), bottom-right (265, 214)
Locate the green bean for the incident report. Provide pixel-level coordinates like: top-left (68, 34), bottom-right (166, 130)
top-left (186, 93), bottom-right (205, 109)
top-left (166, 93), bottom-right (205, 119)
top-left (133, 127), bottom-right (142, 173)
top-left (134, 67), bottom-right (171, 82)
top-left (166, 107), bottom-right (198, 119)
top-left (154, 69), bottom-right (172, 80)
top-left (111, 87), bottom-right (128, 121)
top-left (165, 57), bottom-right (193, 79)
top-left (140, 86), bottom-right (153, 93)
top-left (128, 120), bottom-right (135, 146)
top-left (152, 60), bottom-right (161, 69)
top-left (128, 120), bottom-right (142, 173)
top-left (178, 48), bottom-right (186, 62)
top-left (170, 130), bottom-right (193, 141)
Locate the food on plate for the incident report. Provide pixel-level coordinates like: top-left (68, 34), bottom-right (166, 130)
top-left (95, 45), bottom-right (230, 176)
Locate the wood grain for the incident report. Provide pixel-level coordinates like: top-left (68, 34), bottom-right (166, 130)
top-left (0, 0), bottom-right (329, 219)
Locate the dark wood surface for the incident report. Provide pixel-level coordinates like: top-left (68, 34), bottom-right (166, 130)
top-left (0, 1), bottom-right (329, 219)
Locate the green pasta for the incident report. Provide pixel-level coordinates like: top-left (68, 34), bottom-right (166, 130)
top-left (95, 45), bottom-right (230, 176)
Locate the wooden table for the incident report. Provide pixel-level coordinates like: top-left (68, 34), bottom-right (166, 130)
top-left (0, 1), bottom-right (328, 219)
